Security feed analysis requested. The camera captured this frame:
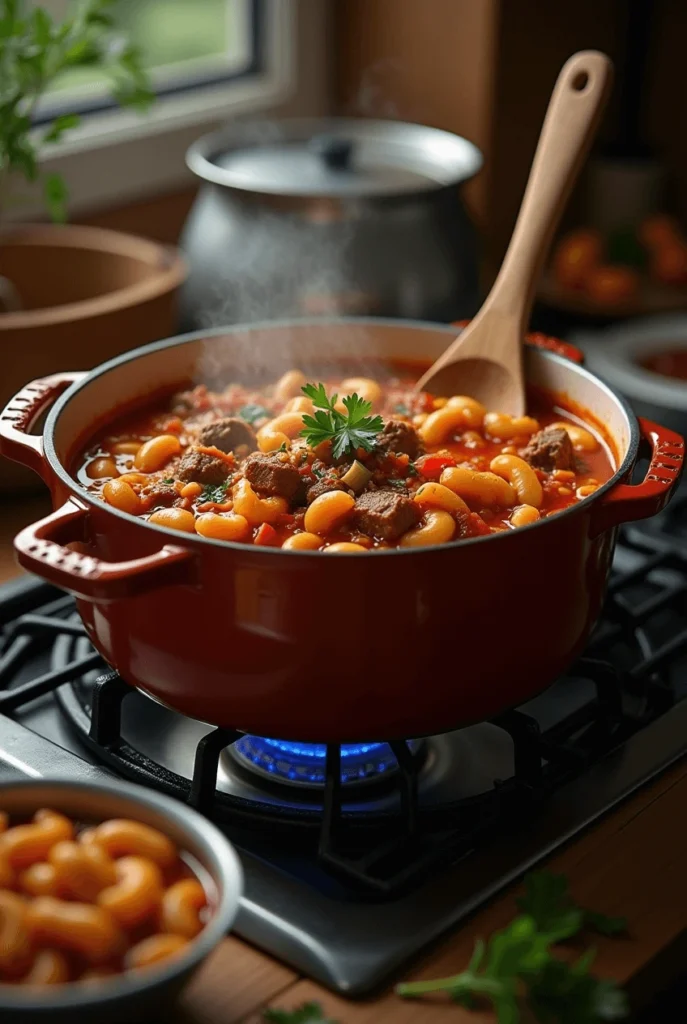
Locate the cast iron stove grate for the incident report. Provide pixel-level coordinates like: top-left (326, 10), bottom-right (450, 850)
top-left (1, 499), bottom-right (687, 992)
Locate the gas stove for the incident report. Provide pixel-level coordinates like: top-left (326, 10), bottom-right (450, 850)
top-left (2, 497), bottom-right (687, 996)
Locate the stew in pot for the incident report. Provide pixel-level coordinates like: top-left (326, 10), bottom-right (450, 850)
top-left (75, 367), bottom-right (615, 551)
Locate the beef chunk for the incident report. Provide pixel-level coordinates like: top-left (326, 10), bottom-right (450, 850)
top-left (140, 483), bottom-right (178, 510)
top-left (243, 452), bottom-right (303, 501)
top-left (177, 449), bottom-right (230, 485)
top-left (522, 427), bottom-right (575, 473)
top-left (378, 419), bottom-right (422, 459)
top-left (306, 479), bottom-right (350, 504)
top-left (198, 417), bottom-right (257, 454)
top-left (352, 489), bottom-right (420, 542)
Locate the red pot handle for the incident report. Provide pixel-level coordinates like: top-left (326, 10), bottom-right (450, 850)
top-left (0, 373), bottom-right (86, 481)
top-left (14, 499), bottom-right (197, 602)
top-left (451, 321), bottom-right (584, 365)
top-left (592, 418), bottom-right (685, 535)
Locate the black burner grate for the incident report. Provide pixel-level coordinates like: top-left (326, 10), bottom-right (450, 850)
top-left (1, 499), bottom-right (687, 896)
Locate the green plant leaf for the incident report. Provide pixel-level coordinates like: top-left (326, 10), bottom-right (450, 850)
top-left (43, 173), bottom-right (69, 223)
top-left (516, 872), bottom-right (584, 942)
top-left (43, 112), bottom-right (81, 144)
top-left (0, 0), bottom-right (154, 218)
top-left (583, 910), bottom-right (628, 938)
top-left (30, 7), bottom-right (52, 47)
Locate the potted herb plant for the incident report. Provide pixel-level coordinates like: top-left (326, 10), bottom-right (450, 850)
top-left (0, 0), bottom-right (186, 490)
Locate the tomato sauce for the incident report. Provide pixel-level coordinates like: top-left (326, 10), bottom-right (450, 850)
top-left (74, 364), bottom-right (615, 551)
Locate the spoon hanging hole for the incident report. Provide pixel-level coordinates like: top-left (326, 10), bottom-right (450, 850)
top-left (572, 71), bottom-right (590, 91)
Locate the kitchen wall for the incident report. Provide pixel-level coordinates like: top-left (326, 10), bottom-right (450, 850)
top-left (335, 0), bottom-right (687, 277)
top-left (77, 0), bottom-right (687, 273)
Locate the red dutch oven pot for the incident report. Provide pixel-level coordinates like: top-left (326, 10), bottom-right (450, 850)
top-left (0, 318), bottom-right (683, 742)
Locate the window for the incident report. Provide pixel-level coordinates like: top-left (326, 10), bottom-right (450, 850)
top-left (20, 0), bottom-right (329, 215)
top-left (33, 0), bottom-right (260, 121)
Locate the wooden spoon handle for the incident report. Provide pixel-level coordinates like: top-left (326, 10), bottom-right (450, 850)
top-left (485, 51), bottom-right (613, 328)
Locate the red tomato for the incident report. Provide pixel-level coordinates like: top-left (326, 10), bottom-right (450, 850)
top-left (639, 215), bottom-right (681, 251)
top-left (651, 243), bottom-right (687, 286)
top-left (585, 265), bottom-right (639, 305)
top-left (254, 523), bottom-right (279, 547)
top-left (415, 454), bottom-right (457, 480)
top-left (552, 229), bottom-right (602, 289)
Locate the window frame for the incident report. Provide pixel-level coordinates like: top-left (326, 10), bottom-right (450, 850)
top-left (22, 0), bottom-right (329, 217)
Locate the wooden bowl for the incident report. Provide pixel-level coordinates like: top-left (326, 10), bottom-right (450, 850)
top-left (0, 225), bottom-right (187, 492)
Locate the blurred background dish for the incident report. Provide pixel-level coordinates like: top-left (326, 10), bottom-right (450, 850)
top-left (572, 313), bottom-right (687, 436)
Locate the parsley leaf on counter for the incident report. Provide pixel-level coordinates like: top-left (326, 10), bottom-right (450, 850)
top-left (517, 872), bottom-right (627, 939)
top-left (263, 1002), bottom-right (338, 1023)
top-left (299, 383), bottom-right (384, 459)
top-left (239, 403), bottom-right (271, 425)
top-left (396, 870), bottom-right (629, 1024)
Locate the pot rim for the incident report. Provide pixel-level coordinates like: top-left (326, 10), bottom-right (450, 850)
top-left (185, 117), bottom-right (484, 199)
top-left (0, 224), bottom-right (187, 331)
top-left (43, 316), bottom-right (640, 558)
top-left (578, 314), bottom-right (687, 412)
top-left (0, 776), bottom-right (242, 1012)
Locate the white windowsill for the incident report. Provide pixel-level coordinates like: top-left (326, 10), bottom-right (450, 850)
top-left (6, 0), bottom-right (330, 220)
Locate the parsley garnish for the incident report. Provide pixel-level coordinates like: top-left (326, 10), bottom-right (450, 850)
top-left (263, 1003), bottom-right (336, 1024)
top-left (162, 477), bottom-right (174, 484)
top-left (200, 481), bottom-right (230, 504)
top-left (299, 382), bottom-right (384, 459)
top-left (396, 870), bottom-right (628, 1023)
top-left (517, 871), bottom-right (627, 939)
top-left (385, 478), bottom-right (407, 490)
top-left (239, 403), bottom-right (271, 425)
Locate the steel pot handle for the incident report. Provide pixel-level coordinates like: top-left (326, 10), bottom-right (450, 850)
top-left (14, 500), bottom-right (197, 602)
top-left (592, 418), bottom-right (685, 535)
top-left (451, 322), bottom-right (584, 364)
top-left (0, 373), bottom-right (86, 481)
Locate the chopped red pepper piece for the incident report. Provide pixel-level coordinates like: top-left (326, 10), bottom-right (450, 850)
top-left (254, 522), bottom-right (279, 547)
top-left (415, 454), bottom-right (457, 480)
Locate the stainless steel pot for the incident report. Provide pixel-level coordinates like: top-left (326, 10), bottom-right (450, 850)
top-left (181, 118), bottom-right (482, 329)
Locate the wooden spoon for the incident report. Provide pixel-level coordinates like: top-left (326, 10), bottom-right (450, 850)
top-left (417, 50), bottom-right (613, 414)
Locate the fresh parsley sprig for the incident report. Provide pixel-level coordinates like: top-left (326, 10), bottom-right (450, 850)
top-left (299, 382), bottom-right (384, 459)
top-left (395, 871), bottom-right (628, 1024)
top-left (517, 871), bottom-right (627, 940)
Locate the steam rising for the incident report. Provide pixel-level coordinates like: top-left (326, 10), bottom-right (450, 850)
top-left (188, 65), bottom-right (410, 390)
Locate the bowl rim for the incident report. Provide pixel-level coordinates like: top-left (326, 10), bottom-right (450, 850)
top-left (577, 314), bottom-right (687, 412)
top-left (0, 225), bottom-right (187, 331)
top-left (42, 316), bottom-right (640, 559)
top-left (0, 776), bottom-right (243, 1011)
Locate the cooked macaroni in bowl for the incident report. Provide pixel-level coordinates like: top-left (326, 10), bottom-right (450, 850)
top-left (0, 808), bottom-right (209, 988)
top-left (75, 366), bottom-right (615, 551)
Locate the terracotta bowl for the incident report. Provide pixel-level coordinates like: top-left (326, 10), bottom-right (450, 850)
top-left (0, 224), bottom-right (187, 492)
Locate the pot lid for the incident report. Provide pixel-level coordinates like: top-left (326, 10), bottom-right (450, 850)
top-left (186, 117), bottom-right (483, 198)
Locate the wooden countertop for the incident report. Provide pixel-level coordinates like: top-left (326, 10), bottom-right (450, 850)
top-left (1, 495), bottom-right (685, 1023)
